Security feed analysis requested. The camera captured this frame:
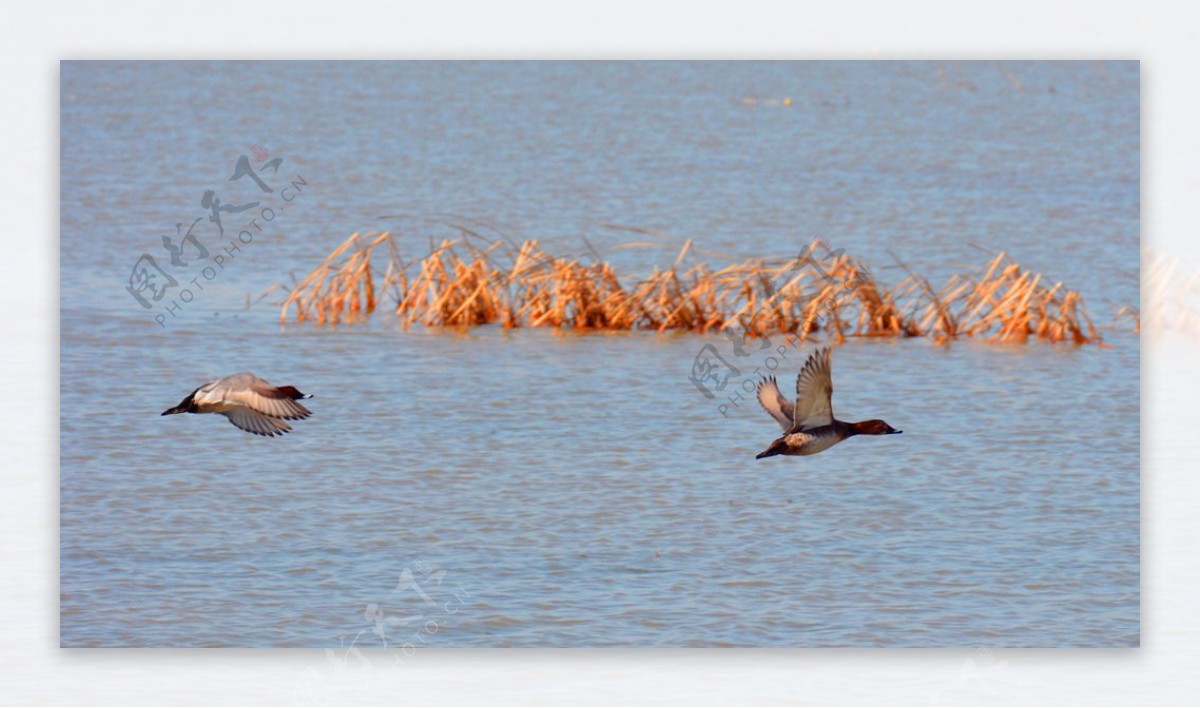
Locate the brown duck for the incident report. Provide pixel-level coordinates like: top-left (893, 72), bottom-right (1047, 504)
top-left (162, 372), bottom-right (313, 437)
top-left (755, 347), bottom-right (900, 459)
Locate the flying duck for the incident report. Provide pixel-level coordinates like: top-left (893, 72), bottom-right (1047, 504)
top-left (161, 372), bottom-right (313, 437)
top-left (755, 347), bottom-right (900, 458)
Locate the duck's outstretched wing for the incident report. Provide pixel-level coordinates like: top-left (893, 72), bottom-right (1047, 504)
top-left (756, 375), bottom-right (795, 431)
top-left (199, 374), bottom-right (313, 420)
top-left (229, 386), bottom-right (312, 420)
top-left (223, 408), bottom-right (294, 437)
top-left (793, 347), bottom-right (834, 431)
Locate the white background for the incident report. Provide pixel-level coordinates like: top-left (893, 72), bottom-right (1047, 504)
top-left (5, 0), bottom-right (1196, 704)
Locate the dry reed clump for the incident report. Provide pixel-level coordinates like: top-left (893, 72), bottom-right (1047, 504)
top-left (280, 232), bottom-right (389, 325)
top-left (893, 252), bottom-right (1101, 345)
top-left (279, 231), bottom-right (1108, 345)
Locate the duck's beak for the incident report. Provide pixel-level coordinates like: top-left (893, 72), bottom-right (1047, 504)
top-left (161, 405), bottom-right (184, 416)
top-left (886, 427), bottom-right (902, 434)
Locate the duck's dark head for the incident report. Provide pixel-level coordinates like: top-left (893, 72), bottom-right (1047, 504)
top-left (851, 419), bottom-right (902, 436)
top-left (755, 438), bottom-right (789, 459)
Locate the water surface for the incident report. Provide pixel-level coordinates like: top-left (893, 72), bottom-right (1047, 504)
top-left (60, 61), bottom-right (1139, 647)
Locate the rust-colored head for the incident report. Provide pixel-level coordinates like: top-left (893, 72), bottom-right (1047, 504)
top-left (274, 385), bottom-right (310, 400)
top-left (850, 419), bottom-right (902, 436)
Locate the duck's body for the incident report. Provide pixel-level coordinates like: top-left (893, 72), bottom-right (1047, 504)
top-left (755, 347), bottom-right (900, 459)
top-left (767, 425), bottom-right (851, 458)
top-left (162, 372), bottom-right (313, 437)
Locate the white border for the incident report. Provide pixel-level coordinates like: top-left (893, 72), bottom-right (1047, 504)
top-left (7, 0), bottom-right (1195, 704)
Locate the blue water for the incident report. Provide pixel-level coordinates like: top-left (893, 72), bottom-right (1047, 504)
top-left (60, 61), bottom-right (1139, 647)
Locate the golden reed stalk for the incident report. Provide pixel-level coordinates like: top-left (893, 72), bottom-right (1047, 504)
top-left (280, 232), bottom-right (1114, 345)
